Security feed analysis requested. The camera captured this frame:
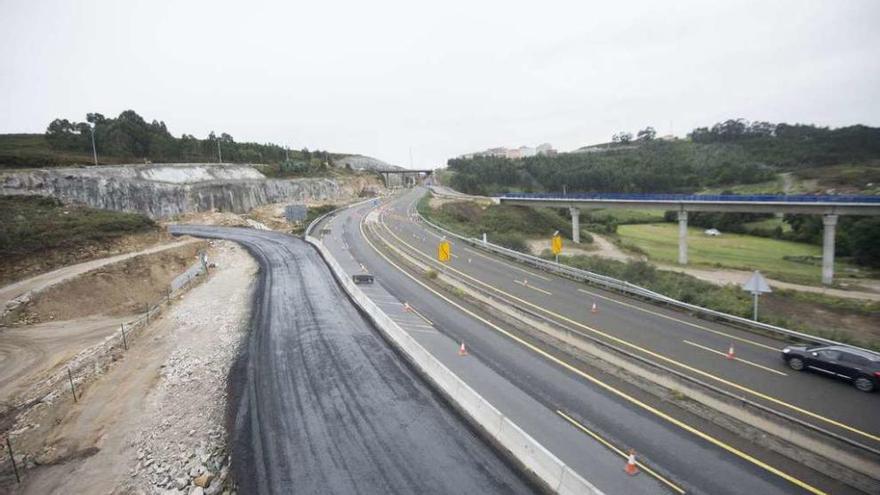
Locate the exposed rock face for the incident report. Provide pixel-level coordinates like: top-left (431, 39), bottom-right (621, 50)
top-left (0, 163), bottom-right (345, 218)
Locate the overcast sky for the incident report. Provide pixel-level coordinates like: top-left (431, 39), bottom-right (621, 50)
top-left (2, 1), bottom-right (878, 168)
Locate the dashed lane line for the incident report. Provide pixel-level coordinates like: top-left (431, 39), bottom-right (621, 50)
top-left (682, 340), bottom-right (788, 377)
top-left (513, 279), bottom-right (553, 296)
top-left (376, 210), bottom-right (880, 446)
top-left (577, 288), bottom-right (779, 352)
top-left (361, 215), bottom-right (827, 495)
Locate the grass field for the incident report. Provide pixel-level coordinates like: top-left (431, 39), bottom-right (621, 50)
top-left (0, 134), bottom-right (119, 168)
top-left (616, 223), bottom-right (865, 285)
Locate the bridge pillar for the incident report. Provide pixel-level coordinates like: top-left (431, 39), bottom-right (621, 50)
top-left (822, 214), bottom-right (838, 285)
top-left (570, 207), bottom-right (580, 243)
top-left (678, 210), bottom-right (688, 265)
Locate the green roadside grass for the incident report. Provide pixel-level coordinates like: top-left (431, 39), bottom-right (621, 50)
top-left (0, 196), bottom-right (157, 256)
top-left (616, 223), bottom-right (866, 285)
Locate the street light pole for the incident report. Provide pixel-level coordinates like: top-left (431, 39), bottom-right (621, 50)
top-left (89, 125), bottom-right (98, 166)
top-left (217, 139), bottom-right (222, 163)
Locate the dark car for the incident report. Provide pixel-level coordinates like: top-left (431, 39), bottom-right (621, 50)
top-left (782, 345), bottom-right (880, 392)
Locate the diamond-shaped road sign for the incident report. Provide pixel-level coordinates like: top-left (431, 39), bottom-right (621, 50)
top-left (742, 270), bottom-right (772, 295)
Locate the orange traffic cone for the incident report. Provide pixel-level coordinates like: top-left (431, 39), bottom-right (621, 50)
top-left (624, 449), bottom-right (639, 476)
top-left (459, 342), bottom-right (468, 356)
top-left (727, 343), bottom-right (735, 360)
top-left (591, 302), bottom-right (598, 314)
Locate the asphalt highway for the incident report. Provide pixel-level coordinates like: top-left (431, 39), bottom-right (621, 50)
top-left (168, 225), bottom-right (534, 495)
top-left (385, 189), bottom-right (880, 450)
top-left (317, 190), bottom-right (872, 495)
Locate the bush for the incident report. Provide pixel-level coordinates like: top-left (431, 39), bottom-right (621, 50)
top-left (424, 269), bottom-right (438, 280)
top-left (0, 196), bottom-right (156, 256)
top-left (491, 232), bottom-right (529, 252)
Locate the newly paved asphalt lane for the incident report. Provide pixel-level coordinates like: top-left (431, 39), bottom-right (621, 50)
top-left (318, 191), bottom-right (872, 495)
top-left (169, 225), bottom-right (534, 495)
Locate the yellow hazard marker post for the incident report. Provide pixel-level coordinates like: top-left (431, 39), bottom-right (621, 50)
top-left (438, 238), bottom-right (452, 262)
top-left (551, 231), bottom-right (563, 263)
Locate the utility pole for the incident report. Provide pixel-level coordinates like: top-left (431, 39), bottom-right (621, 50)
top-left (217, 138), bottom-right (223, 163)
top-left (89, 125), bottom-right (98, 166)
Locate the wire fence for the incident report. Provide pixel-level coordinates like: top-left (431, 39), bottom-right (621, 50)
top-left (0, 255), bottom-right (209, 485)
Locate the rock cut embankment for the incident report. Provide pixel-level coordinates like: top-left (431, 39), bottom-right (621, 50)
top-left (0, 163), bottom-right (346, 218)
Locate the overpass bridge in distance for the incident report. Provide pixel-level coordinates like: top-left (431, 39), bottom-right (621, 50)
top-left (499, 192), bottom-right (880, 285)
top-left (376, 169), bottom-right (433, 188)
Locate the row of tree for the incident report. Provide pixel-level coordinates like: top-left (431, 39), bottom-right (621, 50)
top-left (44, 110), bottom-right (332, 165)
top-left (448, 120), bottom-right (880, 197)
top-left (447, 139), bottom-right (776, 196)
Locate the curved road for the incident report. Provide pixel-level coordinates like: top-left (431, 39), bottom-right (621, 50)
top-left (315, 191), bottom-right (872, 495)
top-left (169, 226), bottom-right (533, 495)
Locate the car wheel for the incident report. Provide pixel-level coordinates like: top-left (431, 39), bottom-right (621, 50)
top-left (854, 376), bottom-right (875, 393)
top-left (788, 357), bottom-right (805, 371)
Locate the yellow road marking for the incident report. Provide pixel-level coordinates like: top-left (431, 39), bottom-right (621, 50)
top-left (556, 410), bottom-right (686, 494)
top-left (682, 340), bottom-right (788, 377)
top-left (406, 304), bottom-right (434, 326)
top-left (376, 211), bottom-right (880, 445)
top-left (514, 279), bottom-right (553, 296)
top-left (577, 288), bottom-right (778, 352)
top-left (464, 247), bottom-right (552, 281)
top-left (361, 217), bottom-right (827, 495)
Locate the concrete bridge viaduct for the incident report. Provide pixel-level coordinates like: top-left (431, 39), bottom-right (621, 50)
top-left (499, 193), bottom-right (880, 285)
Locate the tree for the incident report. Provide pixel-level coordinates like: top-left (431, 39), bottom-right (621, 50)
top-left (847, 217), bottom-right (880, 267)
top-left (637, 127), bottom-right (656, 141)
top-left (617, 131), bottom-right (633, 144)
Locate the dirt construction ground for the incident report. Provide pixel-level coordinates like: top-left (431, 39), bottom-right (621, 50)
top-left (1, 240), bottom-right (257, 494)
top-left (16, 241), bottom-right (205, 324)
top-left (0, 240), bottom-right (207, 412)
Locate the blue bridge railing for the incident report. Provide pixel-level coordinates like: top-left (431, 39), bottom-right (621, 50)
top-left (499, 192), bottom-right (880, 204)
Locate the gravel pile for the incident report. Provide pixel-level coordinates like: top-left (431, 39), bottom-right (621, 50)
top-left (121, 241), bottom-right (256, 495)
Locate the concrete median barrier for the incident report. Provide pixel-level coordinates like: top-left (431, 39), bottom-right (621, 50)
top-left (306, 231), bottom-right (604, 495)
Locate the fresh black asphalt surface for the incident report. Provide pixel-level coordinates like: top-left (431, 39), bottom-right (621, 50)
top-left (169, 225), bottom-right (534, 495)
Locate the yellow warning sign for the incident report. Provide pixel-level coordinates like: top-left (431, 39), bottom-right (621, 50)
top-left (551, 234), bottom-right (563, 255)
top-left (438, 239), bottom-right (451, 262)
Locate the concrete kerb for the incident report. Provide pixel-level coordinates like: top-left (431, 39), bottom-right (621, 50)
top-left (305, 229), bottom-right (604, 495)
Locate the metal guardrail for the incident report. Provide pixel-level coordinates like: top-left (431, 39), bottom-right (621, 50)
top-left (416, 211), bottom-right (866, 350)
top-left (500, 192), bottom-right (880, 204)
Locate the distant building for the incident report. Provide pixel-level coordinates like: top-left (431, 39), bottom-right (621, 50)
top-left (460, 143), bottom-right (556, 160)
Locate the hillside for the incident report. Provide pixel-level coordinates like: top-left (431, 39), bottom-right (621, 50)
top-left (447, 120), bottom-right (880, 196)
top-left (0, 110), bottom-right (336, 169)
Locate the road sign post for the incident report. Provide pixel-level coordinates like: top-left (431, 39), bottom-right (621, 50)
top-left (551, 231), bottom-right (563, 264)
top-left (742, 270), bottom-right (772, 321)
